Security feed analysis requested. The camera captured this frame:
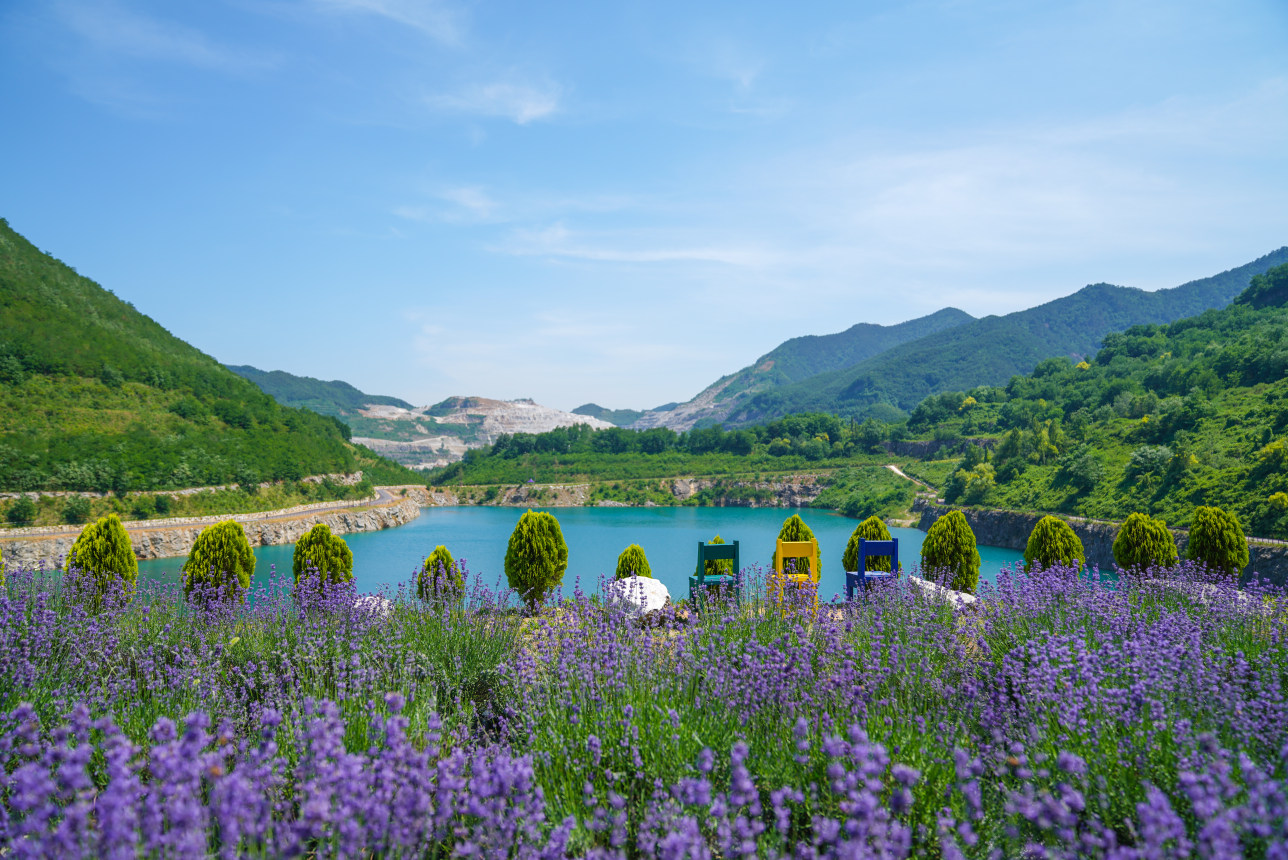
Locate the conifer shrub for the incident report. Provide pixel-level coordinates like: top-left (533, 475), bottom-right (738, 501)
top-left (418, 545), bottom-right (463, 602)
top-left (182, 520), bottom-right (255, 603)
top-left (614, 544), bottom-right (652, 580)
top-left (1184, 506), bottom-right (1249, 579)
top-left (1023, 515), bottom-right (1086, 573)
top-left (772, 514), bottom-right (819, 578)
top-left (504, 510), bottom-right (568, 608)
top-left (920, 510), bottom-right (981, 594)
top-left (65, 513), bottom-right (138, 598)
top-left (843, 515), bottom-right (893, 573)
top-left (1112, 512), bottom-right (1178, 573)
top-left (292, 523), bottom-right (353, 590)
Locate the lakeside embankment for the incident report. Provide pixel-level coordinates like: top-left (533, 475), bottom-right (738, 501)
top-left (914, 499), bottom-right (1288, 586)
top-left (0, 485), bottom-right (435, 567)
top-left (438, 474), bottom-right (831, 508)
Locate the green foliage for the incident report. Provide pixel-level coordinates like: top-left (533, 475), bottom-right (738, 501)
top-left (1184, 506), bottom-right (1249, 579)
top-left (1023, 515), bottom-right (1086, 572)
top-left (1234, 261), bottom-right (1288, 309)
top-left (812, 465), bottom-right (914, 520)
top-left (614, 544), bottom-right (652, 580)
top-left (504, 510), bottom-right (568, 608)
top-left (226, 365), bottom-right (413, 418)
top-left (418, 545), bottom-right (463, 602)
top-left (65, 513), bottom-right (138, 595)
top-left (0, 219), bottom-right (419, 493)
top-left (6, 495), bottom-right (35, 525)
top-left (1112, 512), bottom-right (1178, 573)
top-left (182, 520), bottom-right (255, 602)
top-left (292, 523), bottom-right (354, 589)
top-left (697, 534), bottom-right (734, 579)
top-left (842, 515), bottom-right (893, 573)
top-left (61, 496), bottom-right (92, 525)
top-left (772, 514), bottom-right (819, 578)
top-left (920, 510), bottom-right (981, 594)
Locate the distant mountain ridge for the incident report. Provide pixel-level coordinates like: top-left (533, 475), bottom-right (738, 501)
top-left (726, 248), bottom-right (1288, 425)
top-left (629, 306), bottom-right (976, 431)
top-left (227, 365), bottom-right (413, 417)
top-left (572, 403), bottom-right (646, 427)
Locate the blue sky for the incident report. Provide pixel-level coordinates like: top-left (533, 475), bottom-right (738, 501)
top-left (2, 0), bottom-right (1286, 412)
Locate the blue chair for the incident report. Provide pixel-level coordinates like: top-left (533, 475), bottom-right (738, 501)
top-left (690, 540), bottom-right (740, 611)
top-left (845, 538), bottom-right (899, 601)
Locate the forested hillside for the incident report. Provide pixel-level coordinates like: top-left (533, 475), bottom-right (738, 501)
top-left (0, 218), bottom-right (420, 492)
top-left (227, 365), bottom-right (413, 417)
top-left (926, 262), bottom-right (1288, 538)
top-left (727, 248), bottom-right (1288, 425)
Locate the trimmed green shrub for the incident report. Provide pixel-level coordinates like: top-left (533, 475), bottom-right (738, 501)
top-left (772, 514), bottom-right (819, 578)
top-left (61, 496), bottom-right (92, 525)
top-left (843, 515), bottom-right (893, 573)
top-left (6, 496), bottom-right (36, 526)
top-left (419, 545), bottom-right (463, 602)
top-left (1112, 512), bottom-right (1178, 573)
top-left (504, 510), bottom-right (568, 608)
top-left (1023, 515), bottom-right (1086, 572)
top-left (1184, 506), bottom-right (1249, 579)
top-left (65, 513), bottom-right (138, 597)
top-left (292, 523), bottom-right (354, 589)
top-left (697, 534), bottom-right (734, 579)
top-left (182, 520), bottom-right (255, 602)
top-left (921, 510), bottom-right (981, 594)
top-left (614, 544), bottom-right (652, 580)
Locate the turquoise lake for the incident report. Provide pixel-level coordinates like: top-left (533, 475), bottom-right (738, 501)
top-left (138, 506), bottom-right (1026, 602)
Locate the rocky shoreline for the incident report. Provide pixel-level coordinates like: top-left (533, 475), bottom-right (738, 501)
top-left (440, 474), bottom-right (831, 508)
top-left (914, 499), bottom-right (1288, 586)
top-left (0, 487), bottom-right (430, 568)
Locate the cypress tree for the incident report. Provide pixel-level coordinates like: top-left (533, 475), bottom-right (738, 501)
top-left (1184, 506), bottom-right (1249, 579)
top-left (292, 523), bottom-right (354, 589)
top-left (920, 510), bottom-right (981, 594)
top-left (65, 513), bottom-right (138, 598)
top-left (1023, 515), bottom-right (1086, 572)
top-left (1112, 512), bottom-right (1178, 573)
top-left (772, 514), bottom-right (819, 578)
top-left (614, 544), bottom-right (652, 580)
top-left (183, 520), bottom-right (255, 602)
top-left (843, 515), bottom-right (893, 573)
top-left (504, 510), bottom-right (568, 608)
top-left (419, 545), bottom-right (463, 602)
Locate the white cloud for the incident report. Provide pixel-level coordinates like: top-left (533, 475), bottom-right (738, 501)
top-left (55, 1), bottom-right (276, 73)
top-left (427, 79), bottom-right (561, 124)
top-left (308, 0), bottom-right (463, 44)
top-left (496, 223), bottom-right (776, 267)
top-left (440, 186), bottom-right (497, 218)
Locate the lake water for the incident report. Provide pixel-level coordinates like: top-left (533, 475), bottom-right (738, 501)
top-left (138, 506), bottom-right (1026, 603)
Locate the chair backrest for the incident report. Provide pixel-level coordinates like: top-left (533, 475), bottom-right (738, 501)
top-left (775, 538), bottom-right (820, 583)
top-left (858, 538), bottom-right (899, 575)
top-left (696, 540), bottom-right (739, 582)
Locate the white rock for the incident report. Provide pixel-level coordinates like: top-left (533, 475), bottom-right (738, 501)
top-left (907, 576), bottom-right (978, 608)
top-left (603, 576), bottom-right (670, 615)
top-left (354, 594), bottom-right (393, 617)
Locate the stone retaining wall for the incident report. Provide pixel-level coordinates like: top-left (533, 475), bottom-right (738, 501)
top-left (913, 500), bottom-right (1288, 586)
top-left (1, 493), bottom-right (422, 569)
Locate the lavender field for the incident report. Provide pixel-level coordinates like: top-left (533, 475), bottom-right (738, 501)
top-left (2, 560), bottom-right (1287, 858)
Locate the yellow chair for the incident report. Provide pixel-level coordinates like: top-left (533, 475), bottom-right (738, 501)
top-left (772, 538), bottom-right (820, 610)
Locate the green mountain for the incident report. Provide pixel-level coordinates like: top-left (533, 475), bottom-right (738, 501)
top-left (227, 365), bottom-right (413, 418)
top-left (630, 306), bottom-right (976, 430)
top-left (727, 248), bottom-right (1288, 426)
top-left (926, 260), bottom-right (1288, 539)
top-left (572, 403), bottom-right (646, 427)
top-left (0, 217), bottom-right (420, 491)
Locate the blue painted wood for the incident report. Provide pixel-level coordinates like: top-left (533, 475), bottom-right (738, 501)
top-left (846, 538), bottom-right (899, 601)
top-left (690, 539), bottom-right (740, 610)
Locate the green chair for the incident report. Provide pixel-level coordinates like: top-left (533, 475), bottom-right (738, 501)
top-left (690, 540), bottom-right (740, 611)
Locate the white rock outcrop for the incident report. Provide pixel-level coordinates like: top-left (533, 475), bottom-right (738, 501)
top-left (603, 576), bottom-right (670, 615)
top-left (906, 575), bottom-right (978, 608)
